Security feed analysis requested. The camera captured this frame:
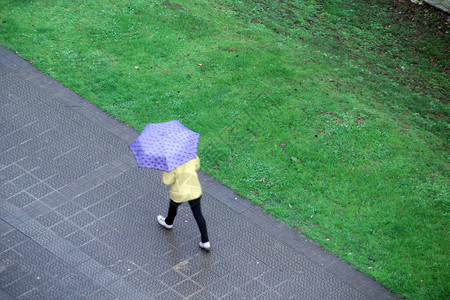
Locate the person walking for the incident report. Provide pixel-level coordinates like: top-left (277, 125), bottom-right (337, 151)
top-left (157, 156), bottom-right (210, 251)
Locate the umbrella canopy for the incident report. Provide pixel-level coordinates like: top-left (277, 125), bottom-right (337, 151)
top-left (129, 120), bottom-right (200, 172)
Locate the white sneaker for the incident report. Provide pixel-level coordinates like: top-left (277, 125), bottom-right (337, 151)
top-left (157, 215), bottom-right (173, 229)
top-left (199, 241), bottom-right (210, 251)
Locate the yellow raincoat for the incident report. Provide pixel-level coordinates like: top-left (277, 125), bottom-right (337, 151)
top-left (162, 156), bottom-right (202, 203)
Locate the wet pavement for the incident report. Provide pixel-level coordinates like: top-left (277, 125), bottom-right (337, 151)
top-left (0, 45), bottom-right (400, 299)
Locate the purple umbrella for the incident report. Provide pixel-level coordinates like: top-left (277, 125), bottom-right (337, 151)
top-left (128, 120), bottom-right (200, 172)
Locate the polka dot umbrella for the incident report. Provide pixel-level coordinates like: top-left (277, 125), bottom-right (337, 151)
top-left (128, 120), bottom-right (200, 172)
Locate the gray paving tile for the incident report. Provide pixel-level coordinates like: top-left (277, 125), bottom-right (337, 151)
top-left (0, 182), bottom-right (21, 202)
top-left (85, 288), bottom-right (115, 300)
top-left (189, 289), bottom-right (218, 299)
top-left (20, 271), bottom-right (52, 288)
top-left (107, 259), bottom-right (139, 277)
top-left (1, 134), bottom-right (31, 153)
top-left (221, 268), bottom-right (253, 288)
top-left (60, 248), bottom-right (91, 267)
top-left (55, 201), bottom-right (83, 217)
top-left (172, 255), bottom-right (207, 277)
top-left (259, 290), bottom-right (284, 299)
top-left (25, 182), bottom-right (54, 199)
top-left (84, 219), bottom-right (112, 237)
top-left (36, 211), bottom-right (64, 227)
top-left (51, 219), bottom-right (79, 238)
top-left (86, 194), bottom-right (122, 218)
top-left (153, 289), bottom-right (184, 300)
top-left (3, 214), bottom-right (23, 228)
top-left (0, 264), bottom-right (28, 287)
top-left (3, 279), bottom-right (34, 298)
top-left (191, 269), bottom-right (221, 287)
top-left (257, 269), bottom-right (289, 287)
top-left (65, 229), bottom-right (95, 247)
top-left (105, 278), bottom-right (136, 298)
top-left (15, 244), bottom-right (56, 268)
top-left (0, 220), bottom-right (14, 235)
top-left (18, 288), bottom-right (51, 300)
top-left (172, 279), bottom-right (202, 298)
top-left (205, 280), bottom-right (238, 298)
top-left (142, 256), bottom-right (177, 276)
top-left (8, 209), bottom-right (32, 224)
top-left (40, 191), bottom-right (68, 208)
top-left (0, 230), bottom-right (27, 248)
top-left (124, 269), bottom-right (166, 295)
top-left (158, 269), bottom-right (186, 287)
top-left (68, 210), bottom-right (97, 227)
top-left (12, 173), bottom-right (40, 190)
top-left (7, 192), bottom-right (36, 208)
top-left (241, 260), bottom-right (272, 279)
top-left (30, 165), bottom-right (57, 181)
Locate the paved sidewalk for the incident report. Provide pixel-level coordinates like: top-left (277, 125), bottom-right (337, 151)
top-left (0, 46), bottom-right (400, 300)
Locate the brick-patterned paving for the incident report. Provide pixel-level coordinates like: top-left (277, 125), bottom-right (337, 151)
top-left (0, 46), bottom-right (399, 299)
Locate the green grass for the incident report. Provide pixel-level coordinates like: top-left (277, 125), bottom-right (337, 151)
top-left (0, 0), bottom-right (448, 298)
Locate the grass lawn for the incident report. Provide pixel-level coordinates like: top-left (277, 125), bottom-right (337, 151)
top-left (0, 0), bottom-right (448, 298)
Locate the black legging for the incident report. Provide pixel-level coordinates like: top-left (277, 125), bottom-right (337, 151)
top-left (165, 196), bottom-right (209, 243)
